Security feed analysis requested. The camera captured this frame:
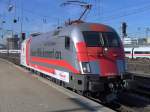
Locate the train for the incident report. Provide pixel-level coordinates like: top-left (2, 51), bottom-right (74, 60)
top-left (124, 47), bottom-right (150, 59)
top-left (20, 21), bottom-right (127, 102)
top-left (0, 50), bottom-right (20, 53)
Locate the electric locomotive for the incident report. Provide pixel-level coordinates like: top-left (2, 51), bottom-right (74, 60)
top-left (21, 21), bottom-right (126, 101)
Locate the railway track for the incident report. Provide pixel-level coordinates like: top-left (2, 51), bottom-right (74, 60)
top-left (117, 92), bottom-right (150, 112)
top-left (126, 58), bottom-right (150, 73)
top-left (1, 57), bottom-right (150, 112)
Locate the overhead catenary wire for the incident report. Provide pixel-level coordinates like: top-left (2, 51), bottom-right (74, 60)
top-left (101, 3), bottom-right (150, 22)
top-left (2, 0), bottom-right (150, 24)
top-left (1, 0), bottom-right (150, 36)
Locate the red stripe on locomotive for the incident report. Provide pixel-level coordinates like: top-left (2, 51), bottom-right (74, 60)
top-left (31, 56), bottom-right (80, 74)
top-left (30, 63), bottom-right (55, 74)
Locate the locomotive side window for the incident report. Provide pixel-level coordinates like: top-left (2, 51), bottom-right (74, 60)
top-left (65, 36), bottom-right (70, 49)
top-left (83, 31), bottom-right (120, 47)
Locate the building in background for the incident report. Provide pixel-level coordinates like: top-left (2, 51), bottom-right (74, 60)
top-left (0, 44), bottom-right (6, 49)
top-left (123, 37), bottom-right (150, 47)
top-left (7, 34), bottom-right (19, 50)
top-left (123, 37), bottom-right (132, 45)
top-left (145, 38), bottom-right (150, 44)
top-left (123, 37), bottom-right (138, 45)
top-left (138, 38), bottom-right (147, 45)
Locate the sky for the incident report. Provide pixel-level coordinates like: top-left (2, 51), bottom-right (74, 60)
top-left (0, 0), bottom-right (150, 43)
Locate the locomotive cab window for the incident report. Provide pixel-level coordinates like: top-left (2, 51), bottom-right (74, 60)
top-left (83, 31), bottom-right (120, 47)
top-left (65, 36), bottom-right (70, 49)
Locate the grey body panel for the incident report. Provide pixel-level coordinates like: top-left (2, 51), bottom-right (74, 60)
top-left (30, 33), bottom-right (80, 72)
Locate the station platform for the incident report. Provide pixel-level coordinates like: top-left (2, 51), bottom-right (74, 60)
top-left (0, 59), bottom-right (115, 112)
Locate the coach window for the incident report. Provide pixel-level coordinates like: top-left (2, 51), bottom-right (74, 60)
top-left (134, 51), bottom-right (142, 54)
top-left (65, 36), bottom-right (70, 49)
top-left (125, 51), bottom-right (130, 54)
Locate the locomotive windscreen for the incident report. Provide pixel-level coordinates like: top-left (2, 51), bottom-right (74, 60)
top-left (83, 31), bottom-right (120, 47)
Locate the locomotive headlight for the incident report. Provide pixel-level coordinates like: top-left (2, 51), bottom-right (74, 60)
top-left (82, 62), bottom-right (91, 73)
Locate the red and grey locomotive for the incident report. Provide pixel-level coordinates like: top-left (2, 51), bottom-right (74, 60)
top-left (20, 22), bottom-right (126, 101)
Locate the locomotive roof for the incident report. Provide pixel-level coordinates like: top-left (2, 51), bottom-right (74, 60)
top-left (28, 22), bottom-right (117, 45)
top-left (60, 22), bottom-right (114, 33)
top-left (31, 22), bottom-right (114, 37)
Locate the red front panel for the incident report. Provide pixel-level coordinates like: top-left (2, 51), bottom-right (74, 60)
top-left (76, 42), bottom-right (125, 77)
top-left (88, 47), bottom-right (124, 77)
top-left (99, 59), bottom-right (118, 76)
top-left (30, 57), bottom-right (80, 74)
